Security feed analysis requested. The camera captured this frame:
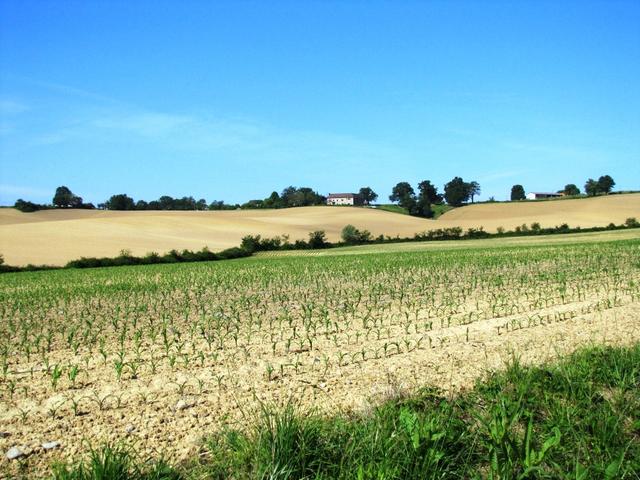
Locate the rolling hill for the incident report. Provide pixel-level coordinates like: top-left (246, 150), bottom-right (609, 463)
top-left (1, 193), bottom-right (638, 266)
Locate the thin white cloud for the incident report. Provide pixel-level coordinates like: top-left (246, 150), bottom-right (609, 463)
top-left (84, 108), bottom-right (399, 165)
top-left (4, 77), bottom-right (402, 170)
top-left (94, 112), bottom-right (194, 137)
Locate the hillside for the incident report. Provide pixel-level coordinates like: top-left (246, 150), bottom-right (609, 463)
top-left (437, 193), bottom-right (640, 230)
top-left (1, 193), bottom-right (639, 266)
top-left (0, 206), bottom-right (431, 266)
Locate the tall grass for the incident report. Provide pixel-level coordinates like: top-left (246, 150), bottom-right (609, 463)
top-left (49, 344), bottom-right (640, 479)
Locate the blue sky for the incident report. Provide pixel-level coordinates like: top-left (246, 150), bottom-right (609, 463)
top-left (1, 0), bottom-right (639, 205)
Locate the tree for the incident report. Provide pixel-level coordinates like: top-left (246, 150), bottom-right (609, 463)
top-left (597, 175), bottom-right (615, 194)
top-left (358, 187), bottom-right (378, 205)
top-left (307, 230), bottom-right (328, 249)
top-left (413, 180), bottom-right (443, 218)
top-left (417, 180), bottom-right (442, 204)
top-left (280, 186), bottom-right (298, 206)
top-left (53, 186), bottom-right (76, 208)
top-left (468, 181), bottom-right (481, 203)
top-left (341, 224), bottom-right (372, 245)
top-left (69, 195), bottom-right (83, 208)
top-left (158, 195), bottom-right (174, 210)
top-left (14, 199), bottom-right (41, 212)
top-left (444, 177), bottom-right (471, 206)
top-left (196, 199), bottom-right (208, 210)
top-left (510, 185), bottom-right (526, 201)
top-left (584, 178), bottom-right (599, 196)
top-left (389, 182), bottom-right (417, 213)
top-left (105, 194), bottom-right (135, 210)
top-left (263, 191), bottom-right (283, 209)
top-left (563, 184), bottom-right (580, 196)
top-left (280, 186), bottom-right (325, 207)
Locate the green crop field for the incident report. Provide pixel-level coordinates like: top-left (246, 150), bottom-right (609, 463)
top-left (1, 233), bottom-right (639, 478)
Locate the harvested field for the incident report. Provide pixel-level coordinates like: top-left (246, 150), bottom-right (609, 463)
top-left (1, 193), bottom-right (639, 266)
top-left (1, 236), bottom-right (639, 477)
top-left (438, 192), bottom-right (640, 229)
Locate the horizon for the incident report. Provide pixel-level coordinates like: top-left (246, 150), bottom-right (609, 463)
top-left (1, 1), bottom-right (639, 206)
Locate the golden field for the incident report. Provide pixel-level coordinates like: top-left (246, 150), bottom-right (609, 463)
top-left (0, 193), bottom-right (639, 266)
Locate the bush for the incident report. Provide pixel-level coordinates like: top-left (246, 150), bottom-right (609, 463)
top-left (465, 227), bottom-right (489, 239)
top-left (625, 217), bottom-right (639, 228)
top-left (308, 231), bottom-right (329, 249)
top-left (341, 224), bottom-right (373, 245)
top-left (14, 199), bottom-right (43, 212)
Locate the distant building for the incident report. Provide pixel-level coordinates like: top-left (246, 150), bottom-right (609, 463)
top-left (526, 192), bottom-right (563, 200)
top-left (327, 193), bottom-right (363, 206)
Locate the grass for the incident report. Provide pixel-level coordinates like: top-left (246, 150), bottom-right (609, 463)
top-left (47, 343), bottom-right (640, 479)
top-left (373, 203), bottom-right (453, 218)
top-left (431, 203), bottom-right (453, 218)
top-left (374, 204), bottom-right (410, 215)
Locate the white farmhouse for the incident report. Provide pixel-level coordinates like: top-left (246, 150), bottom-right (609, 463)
top-left (327, 193), bottom-right (362, 206)
top-left (526, 192), bottom-right (563, 200)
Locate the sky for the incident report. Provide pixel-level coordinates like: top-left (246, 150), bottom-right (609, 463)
top-left (1, 0), bottom-right (639, 205)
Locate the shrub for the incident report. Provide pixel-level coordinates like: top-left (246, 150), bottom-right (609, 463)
top-left (341, 225), bottom-right (373, 245)
top-left (241, 235), bottom-right (262, 253)
top-left (14, 199), bottom-right (43, 212)
top-left (308, 231), bottom-right (329, 249)
top-left (625, 217), bottom-right (639, 228)
top-left (465, 227), bottom-right (489, 239)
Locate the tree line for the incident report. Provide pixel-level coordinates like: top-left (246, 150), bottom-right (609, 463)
top-left (100, 186), bottom-right (328, 211)
top-left (387, 177), bottom-right (480, 218)
top-left (510, 175), bottom-right (616, 200)
top-left (12, 173), bottom-right (620, 214)
top-left (13, 186), bottom-right (328, 212)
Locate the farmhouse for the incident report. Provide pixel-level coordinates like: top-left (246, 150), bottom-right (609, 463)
top-left (327, 193), bottom-right (363, 206)
top-left (526, 192), bottom-right (563, 200)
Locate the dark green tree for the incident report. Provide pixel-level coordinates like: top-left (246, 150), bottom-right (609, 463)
top-left (280, 186), bottom-right (325, 207)
top-left (597, 175), bottom-right (615, 194)
top-left (358, 187), bottom-right (378, 205)
top-left (412, 181), bottom-right (439, 218)
top-left (263, 191), bottom-right (283, 208)
top-left (14, 199), bottom-right (41, 212)
top-left (307, 230), bottom-right (328, 249)
top-left (280, 186), bottom-right (297, 205)
top-left (158, 195), bottom-right (174, 210)
top-left (468, 181), bottom-right (481, 203)
top-left (389, 182), bottom-right (416, 212)
top-left (510, 184), bottom-right (526, 201)
top-left (53, 186), bottom-right (75, 208)
top-left (584, 178), bottom-right (599, 196)
top-left (444, 177), bottom-right (471, 206)
top-left (105, 194), bottom-right (136, 210)
top-left (563, 184), bottom-right (580, 196)
top-left (341, 224), bottom-right (372, 245)
top-left (417, 180), bottom-right (442, 204)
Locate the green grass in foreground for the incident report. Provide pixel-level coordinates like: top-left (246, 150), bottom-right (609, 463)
top-left (50, 344), bottom-right (640, 479)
